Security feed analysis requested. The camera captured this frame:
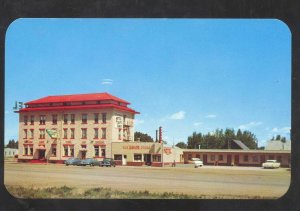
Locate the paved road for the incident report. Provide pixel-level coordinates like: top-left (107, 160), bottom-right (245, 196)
top-left (4, 162), bottom-right (290, 198)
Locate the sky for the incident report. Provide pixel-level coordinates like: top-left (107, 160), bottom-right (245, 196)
top-left (5, 18), bottom-right (291, 147)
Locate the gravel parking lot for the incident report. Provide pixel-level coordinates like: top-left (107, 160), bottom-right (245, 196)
top-left (4, 161), bottom-right (291, 199)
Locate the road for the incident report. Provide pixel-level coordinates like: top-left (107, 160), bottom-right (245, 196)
top-left (4, 162), bottom-right (291, 198)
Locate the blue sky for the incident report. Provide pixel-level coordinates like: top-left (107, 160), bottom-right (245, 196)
top-left (5, 18), bottom-right (291, 146)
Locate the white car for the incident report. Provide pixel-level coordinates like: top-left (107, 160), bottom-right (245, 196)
top-left (262, 160), bottom-right (280, 169)
top-left (191, 158), bottom-right (203, 168)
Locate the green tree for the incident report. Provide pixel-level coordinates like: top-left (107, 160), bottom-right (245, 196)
top-left (134, 132), bottom-right (154, 142)
top-left (276, 135), bottom-right (281, 140)
top-left (176, 142), bottom-right (187, 149)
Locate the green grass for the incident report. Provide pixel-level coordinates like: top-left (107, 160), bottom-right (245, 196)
top-left (6, 186), bottom-right (273, 199)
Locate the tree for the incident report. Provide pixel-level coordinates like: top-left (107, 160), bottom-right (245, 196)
top-left (276, 135), bottom-right (281, 140)
top-left (281, 137), bottom-right (287, 143)
top-left (6, 139), bottom-right (18, 149)
top-left (176, 142), bottom-right (187, 149)
top-left (134, 132), bottom-right (154, 142)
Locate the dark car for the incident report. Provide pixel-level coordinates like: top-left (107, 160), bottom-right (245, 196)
top-left (80, 158), bottom-right (100, 166)
top-left (99, 158), bottom-right (116, 167)
top-left (64, 158), bottom-right (81, 166)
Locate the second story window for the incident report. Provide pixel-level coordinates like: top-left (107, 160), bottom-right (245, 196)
top-left (71, 114), bottom-right (75, 124)
top-left (30, 129), bottom-right (34, 139)
top-left (39, 129), bottom-right (45, 139)
top-left (64, 114), bottom-right (68, 124)
top-left (52, 114), bottom-right (58, 125)
top-left (101, 128), bottom-right (106, 139)
top-left (81, 128), bottom-right (87, 139)
top-left (63, 128), bottom-right (68, 139)
top-left (40, 115), bottom-right (46, 125)
top-left (94, 128), bottom-right (99, 139)
top-left (24, 116), bottom-right (28, 125)
top-left (30, 115), bottom-right (34, 125)
top-left (82, 114), bottom-right (87, 124)
top-left (102, 113), bottom-right (107, 124)
top-left (94, 113), bottom-right (99, 124)
top-left (70, 128), bottom-right (75, 139)
top-left (24, 129), bottom-right (28, 139)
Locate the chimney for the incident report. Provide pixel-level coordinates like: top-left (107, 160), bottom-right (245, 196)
top-left (155, 130), bottom-right (158, 142)
top-left (159, 126), bottom-right (162, 143)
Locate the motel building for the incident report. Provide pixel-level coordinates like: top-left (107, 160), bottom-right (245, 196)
top-left (16, 92), bottom-right (183, 166)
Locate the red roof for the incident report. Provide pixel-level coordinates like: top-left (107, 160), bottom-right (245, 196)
top-left (25, 92), bottom-right (130, 105)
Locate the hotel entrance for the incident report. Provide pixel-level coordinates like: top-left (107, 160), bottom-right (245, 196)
top-left (144, 154), bottom-right (152, 165)
top-left (38, 149), bottom-right (45, 160)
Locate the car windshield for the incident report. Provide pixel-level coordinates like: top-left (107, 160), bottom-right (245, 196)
top-left (103, 159), bottom-right (111, 162)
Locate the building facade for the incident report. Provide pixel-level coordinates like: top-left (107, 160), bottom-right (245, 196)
top-left (17, 93), bottom-right (139, 163)
top-left (4, 148), bottom-right (18, 158)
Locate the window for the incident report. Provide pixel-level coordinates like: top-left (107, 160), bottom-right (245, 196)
top-left (211, 155), bottom-right (215, 161)
top-left (269, 155), bottom-right (274, 160)
top-left (71, 114), bottom-right (75, 124)
top-left (277, 155), bottom-right (282, 162)
top-left (134, 154), bottom-right (142, 161)
top-left (94, 146), bottom-right (99, 156)
top-left (24, 129), bottom-right (28, 139)
top-left (29, 147), bottom-right (33, 155)
top-left (24, 147), bottom-right (28, 155)
top-left (101, 148), bottom-right (106, 157)
top-left (24, 116), bottom-right (28, 125)
top-left (64, 114), bottom-right (68, 124)
top-left (64, 146), bottom-right (68, 156)
top-left (30, 129), bottom-right (34, 139)
top-left (118, 129), bottom-right (122, 140)
top-left (218, 154), bottom-right (223, 161)
top-left (114, 154), bottom-right (122, 160)
top-left (70, 147), bottom-right (74, 157)
top-left (52, 147), bottom-right (57, 156)
top-left (94, 113), bottom-right (99, 123)
top-left (102, 113), bottom-right (107, 123)
top-left (188, 154), bottom-right (192, 160)
top-left (81, 128), bottom-right (87, 139)
top-left (252, 155), bottom-right (259, 162)
top-left (82, 114), bottom-right (87, 124)
top-left (39, 129), bottom-right (45, 139)
top-left (52, 114), bottom-right (58, 124)
top-left (94, 128), bottom-right (99, 139)
top-left (30, 115), bottom-right (34, 125)
top-left (153, 155), bottom-right (161, 162)
top-left (244, 155), bottom-right (249, 162)
top-left (70, 128), bottom-right (75, 139)
top-left (63, 128), bottom-right (68, 139)
top-left (196, 154), bottom-right (200, 158)
top-left (40, 115), bottom-right (46, 125)
top-left (101, 128), bottom-right (106, 139)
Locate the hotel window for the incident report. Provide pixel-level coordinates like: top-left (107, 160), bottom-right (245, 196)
top-left (64, 114), bottom-right (68, 124)
top-left (52, 114), bottom-right (58, 124)
top-left (102, 113), bottom-right (107, 123)
top-left (63, 128), bottom-right (68, 139)
top-left (52, 147), bottom-right (57, 156)
top-left (101, 148), bottom-right (106, 157)
top-left (211, 155), bottom-right (215, 161)
top-left (39, 129), bottom-right (45, 139)
top-left (24, 115), bottom-right (28, 125)
top-left (30, 115), bottom-right (34, 125)
top-left (94, 113), bottom-right (99, 124)
top-left (118, 129), bottom-right (122, 140)
top-left (24, 129), bottom-right (28, 139)
top-left (134, 154), bottom-right (142, 161)
top-left (71, 114), bottom-right (75, 124)
top-left (70, 128), bottom-right (75, 139)
top-left (82, 114), bottom-right (87, 124)
top-left (24, 147), bottom-right (28, 155)
top-left (114, 154), bottom-right (122, 160)
top-left (218, 155), bottom-right (223, 161)
top-left (70, 147), bottom-right (74, 157)
top-left (64, 146), bottom-right (68, 156)
top-left (153, 155), bottom-right (161, 162)
top-left (101, 128), bottom-right (106, 139)
top-left (81, 128), bottom-right (87, 139)
top-left (40, 115), bottom-right (46, 125)
top-left (252, 155), bottom-right (259, 162)
top-left (94, 128), bottom-right (99, 139)
top-left (94, 146), bottom-right (99, 156)
top-left (29, 147), bottom-right (33, 155)
top-left (244, 155), bottom-right (249, 162)
top-left (30, 129), bottom-right (34, 139)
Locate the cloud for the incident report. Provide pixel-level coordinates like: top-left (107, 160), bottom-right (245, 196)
top-left (135, 119), bottom-right (144, 125)
top-left (170, 111), bottom-right (185, 120)
top-left (193, 122), bottom-right (203, 127)
top-left (205, 114), bottom-right (216, 118)
top-left (101, 79), bottom-right (113, 85)
top-left (238, 121), bottom-right (263, 130)
top-left (271, 127), bottom-right (290, 133)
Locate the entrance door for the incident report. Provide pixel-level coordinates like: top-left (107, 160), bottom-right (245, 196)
top-left (227, 155), bottom-right (232, 166)
top-left (81, 151), bottom-right (86, 159)
top-left (234, 155), bottom-right (239, 165)
top-left (122, 155), bottom-right (127, 165)
top-left (38, 150), bottom-right (45, 160)
top-left (144, 154), bottom-right (151, 165)
top-left (203, 154), bottom-right (207, 164)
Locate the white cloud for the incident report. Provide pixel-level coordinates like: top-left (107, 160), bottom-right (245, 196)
top-left (205, 114), bottom-right (216, 118)
top-left (170, 111), bottom-right (185, 120)
top-left (193, 122), bottom-right (203, 127)
top-left (101, 79), bottom-right (113, 85)
top-left (271, 127), bottom-right (290, 133)
top-left (238, 121), bottom-right (263, 130)
top-left (135, 119), bottom-right (144, 125)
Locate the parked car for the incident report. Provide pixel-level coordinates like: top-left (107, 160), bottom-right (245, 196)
top-left (262, 160), bottom-right (280, 169)
top-left (80, 158), bottom-right (100, 166)
top-left (99, 158), bottom-right (116, 167)
top-left (192, 158), bottom-right (203, 168)
top-left (64, 158), bottom-right (82, 166)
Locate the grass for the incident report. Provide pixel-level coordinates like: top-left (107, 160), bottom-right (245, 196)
top-left (6, 186), bottom-right (273, 199)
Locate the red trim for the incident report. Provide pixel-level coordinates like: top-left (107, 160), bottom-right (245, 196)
top-left (23, 143), bottom-right (34, 146)
top-left (63, 144), bottom-right (74, 146)
top-left (51, 144), bottom-right (57, 146)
